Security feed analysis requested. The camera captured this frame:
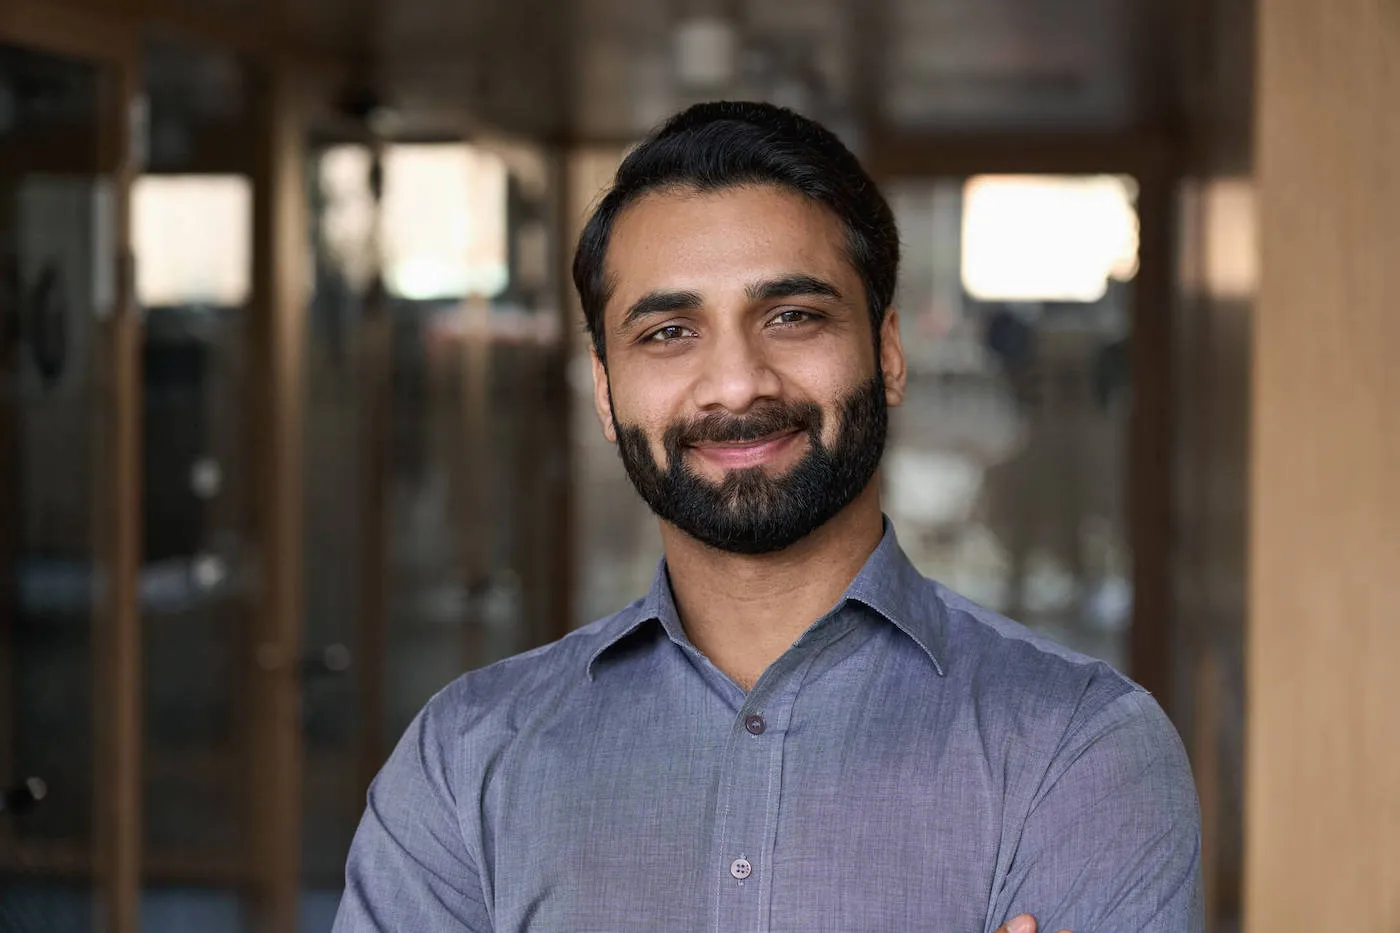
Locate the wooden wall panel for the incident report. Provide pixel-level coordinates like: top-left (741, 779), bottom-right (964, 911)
top-left (1245, 0), bottom-right (1400, 927)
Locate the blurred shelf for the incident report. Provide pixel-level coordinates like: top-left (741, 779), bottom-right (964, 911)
top-left (0, 838), bottom-right (250, 886)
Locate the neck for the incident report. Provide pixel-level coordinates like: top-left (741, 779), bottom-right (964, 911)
top-left (660, 481), bottom-right (885, 691)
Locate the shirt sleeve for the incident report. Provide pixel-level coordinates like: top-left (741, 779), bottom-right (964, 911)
top-left (989, 688), bottom-right (1204, 933)
top-left (333, 695), bottom-right (493, 932)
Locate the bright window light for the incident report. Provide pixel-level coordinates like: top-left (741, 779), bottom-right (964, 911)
top-left (381, 144), bottom-right (509, 301)
top-left (318, 144), bottom-right (378, 292)
top-left (1202, 178), bottom-right (1257, 299)
top-left (132, 175), bottom-right (252, 307)
top-left (961, 175), bottom-right (1139, 303)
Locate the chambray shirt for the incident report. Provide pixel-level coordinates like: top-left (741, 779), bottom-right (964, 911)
top-left (334, 523), bottom-right (1202, 932)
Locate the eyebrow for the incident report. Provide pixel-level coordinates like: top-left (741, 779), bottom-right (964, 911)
top-left (620, 273), bottom-right (845, 332)
top-left (620, 289), bottom-right (704, 331)
top-left (745, 273), bottom-right (844, 304)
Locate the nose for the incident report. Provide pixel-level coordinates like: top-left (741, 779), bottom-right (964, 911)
top-left (690, 326), bottom-right (782, 414)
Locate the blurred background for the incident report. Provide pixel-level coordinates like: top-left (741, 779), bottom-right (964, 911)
top-left (1, 0), bottom-right (1396, 930)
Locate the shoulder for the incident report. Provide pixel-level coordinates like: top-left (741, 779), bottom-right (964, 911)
top-left (918, 580), bottom-right (1193, 824)
top-left (410, 602), bottom-right (648, 750)
top-left (928, 581), bottom-right (1180, 767)
top-left (937, 583), bottom-right (1135, 690)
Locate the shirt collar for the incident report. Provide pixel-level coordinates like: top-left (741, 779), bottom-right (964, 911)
top-left (586, 518), bottom-right (947, 679)
top-left (840, 519), bottom-right (947, 674)
top-left (584, 561), bottom-right (687, 680)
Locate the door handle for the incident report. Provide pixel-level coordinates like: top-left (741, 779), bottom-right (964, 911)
top-left (0, 777), bottom-right (47, 816)
top-left (302, 643), bottom-right (353, 679)
top-left (256, 642), bottom-right (352, 678)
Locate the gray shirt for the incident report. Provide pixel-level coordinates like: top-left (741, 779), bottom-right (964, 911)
top-left (334, 522), bottom-right (1202, 932)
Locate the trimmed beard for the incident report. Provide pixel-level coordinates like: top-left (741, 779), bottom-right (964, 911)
top-left (613, 375), bottom-right (887, 555)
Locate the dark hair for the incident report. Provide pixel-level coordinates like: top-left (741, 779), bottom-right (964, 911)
top-left (572, 101), bottom-right (900, 362)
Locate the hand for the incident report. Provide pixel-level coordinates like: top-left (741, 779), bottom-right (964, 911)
top-left (994, 914), bottom-right (1071, 933)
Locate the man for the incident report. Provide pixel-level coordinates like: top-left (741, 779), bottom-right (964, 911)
top-left (334, 102), bottom-right (1202, 933)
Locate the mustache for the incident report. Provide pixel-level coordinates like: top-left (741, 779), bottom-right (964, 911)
top-left (663, 400), bottom-right (823, 448)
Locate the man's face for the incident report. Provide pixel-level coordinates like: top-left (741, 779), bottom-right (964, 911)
top-left (591, 184), bottom-right (907, 554)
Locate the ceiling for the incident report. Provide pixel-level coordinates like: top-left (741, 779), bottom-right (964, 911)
top-left (284, 0), bottom-right (1173, 143)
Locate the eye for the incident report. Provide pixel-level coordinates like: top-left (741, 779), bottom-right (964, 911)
top-left (768, 308), bottom-right (818, 327)
top-left (644, 324), bottom-right (696, 343)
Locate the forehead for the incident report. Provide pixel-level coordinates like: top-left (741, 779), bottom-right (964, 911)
top-left (602, 185), bottom-right (855, 314)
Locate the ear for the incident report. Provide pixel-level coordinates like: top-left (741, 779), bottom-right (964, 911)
top-left (591, 350), bottom-right (618, 443)
top-left (879, 307), bottom-right (907, 408)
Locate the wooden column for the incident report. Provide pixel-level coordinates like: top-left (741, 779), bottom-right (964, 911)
top-left (1244, 0), bottom-right (1400, 927)
top-left (95, 45), bottom-right (143, 933)
top-left (356, 283), bottom-right (390, 800)
top-left (1127, 162), bottom-right (1177, 704)
top-left (549, 151), bottom-right (576, 639)
top-left (247, 60), bottom-right (307, 933)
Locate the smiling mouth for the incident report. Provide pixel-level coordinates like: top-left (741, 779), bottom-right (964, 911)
top-left (687, 430), bottom-right (804, 470)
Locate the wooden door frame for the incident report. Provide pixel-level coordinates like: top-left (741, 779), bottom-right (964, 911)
top-left (0, 10), bottom-right (143, 933)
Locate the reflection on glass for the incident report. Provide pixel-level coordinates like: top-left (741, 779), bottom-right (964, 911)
top-left (888, 177), bottom-right (1135, 667)
top-left (0, 39), bottom-right (107, 931)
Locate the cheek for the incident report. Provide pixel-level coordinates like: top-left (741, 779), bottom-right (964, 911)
top-left (608, 382), bottom-right (683, 455)
top-left (777, 355), bottom-right (873, 447)
top-left (776, 330), bottom-right (874, 384)
top-left (611, 387), bottom-right (665, 429)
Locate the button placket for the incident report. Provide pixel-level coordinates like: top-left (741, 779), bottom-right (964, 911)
top-left (712, 646), bottom-right (826, 930)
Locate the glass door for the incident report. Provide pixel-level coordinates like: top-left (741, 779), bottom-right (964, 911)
top-left (299, 132), bottom-right (382, 930)
top-left (297, 134), bottom-right (575, 930)
top-left (134, 30), bottom-right (263, 933)
top-left (0, 36), bottom-right (126, 933)
top-left (884, 175), bottom-right (1140, 669)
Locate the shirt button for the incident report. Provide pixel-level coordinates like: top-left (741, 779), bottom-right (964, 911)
top-left (744, 714), bottom-right (766, 735)
top-left (729, 858), bottom-right (753, 880)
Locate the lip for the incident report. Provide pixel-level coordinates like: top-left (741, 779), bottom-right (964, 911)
top-left (688, 430), bottom-right (804, 470)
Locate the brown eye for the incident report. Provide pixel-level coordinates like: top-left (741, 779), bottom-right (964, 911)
top-left (770, 309), bottom-right (815, 326)
top-left (647, 325), bottom-right (694, 342)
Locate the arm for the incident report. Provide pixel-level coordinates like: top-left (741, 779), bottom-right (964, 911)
top-left (333, 696), bottom-right (492, 932)
top-left (989, 689), bottom-right (1204, 933)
